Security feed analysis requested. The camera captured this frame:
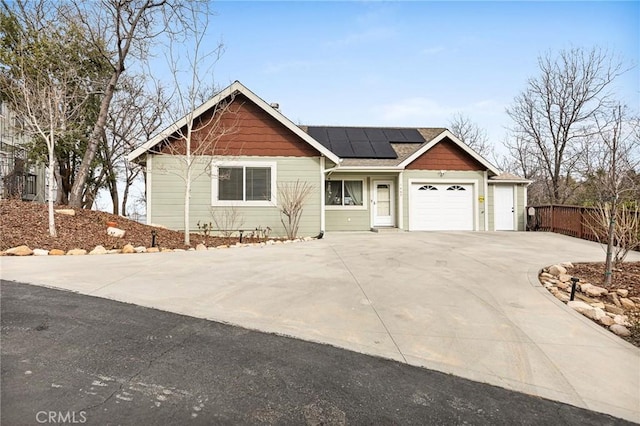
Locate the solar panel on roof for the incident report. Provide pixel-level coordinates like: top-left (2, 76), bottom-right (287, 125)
top-left (364, 128), bottom-right (387, 143)
top-left (399, 129), bottom-right (425, 143)
top-left (307, 126), bottom-right (424, 159)
top-left (383, 128), bottom-right (405, 142)
top-left (346, 128), bottom-right (368, 142)
top-left (370, 140), bottom-right (398, 158)
top-left (350, 140), bottom-right (376, 157)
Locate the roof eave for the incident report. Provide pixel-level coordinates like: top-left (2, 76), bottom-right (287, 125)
top-left (127, 81), bottom-right (341, 165)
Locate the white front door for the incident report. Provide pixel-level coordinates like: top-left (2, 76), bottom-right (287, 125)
top-left (494, 185), bottom-right (515, 230)
top-left (373, 181), bottom-right (394, 227)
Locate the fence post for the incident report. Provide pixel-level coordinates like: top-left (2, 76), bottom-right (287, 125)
top-left (579, 207), bottom-right (584, 239)
top-left (550, 205), bottom-right (555, 233)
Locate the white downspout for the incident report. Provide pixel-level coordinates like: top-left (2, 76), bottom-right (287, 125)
top-left (484, 171), bottom-right (489, 231)
top-left (320, 156), bottom-right (325, 233)
top-left (146, 155), bottom-right (153, 225)
top-left (398, 171), bottom-right (404, 230)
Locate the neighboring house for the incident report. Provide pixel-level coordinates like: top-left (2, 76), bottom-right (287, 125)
top-left (0, 101), bottom-right (45, 202)
top-left (128, 81), bottom-right (530, 237)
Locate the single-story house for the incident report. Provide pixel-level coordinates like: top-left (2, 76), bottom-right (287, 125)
top-left (128, 81), bottom-right (530, 237)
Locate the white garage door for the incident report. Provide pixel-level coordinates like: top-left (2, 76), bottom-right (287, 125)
top-left (410, 183), bottom-right (474, 231)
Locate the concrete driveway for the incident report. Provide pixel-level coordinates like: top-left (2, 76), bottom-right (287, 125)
top-left (2, 232), bottom-right (639, 422)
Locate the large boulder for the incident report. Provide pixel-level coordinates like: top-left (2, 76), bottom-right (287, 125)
top-left (122, 244), bottom-right (135, 254)
top-left (146, 247), bottom-right (160, 253)
top-left (66, 248), bottom-right (87, 255)
top-left (6, 245), bottom-right (33, 256)
top-left (33, 249), bottom-right (49, 256)
top-left (616, 289), bottom-right (629, 298)
top-left (585, 285), bottom-right (608, 298)
top-left (567, 300), bottom-right (592, 314)
top-left (89, 245), bottom-right (108, 255)
top-left (196, 243), bottom-right (207, 251)
top-left (620, 298), bottom-right (636, 310)
top-left (107, 227), bottom-right (126, 238)
top-left (599, 316), bottom-right (615, 327)
top-left (134, 246), bottom-right (146, 253)
top-left (610, 324), bottom-right (631, 337)
top-left (604, 304), bottom-right (625, 315)
top-left (548, 265), bottom-right (567, 276)
top-left (558, 274), bottom-right (572, 283)
top-left (49, 249), bottom-right (65, 256)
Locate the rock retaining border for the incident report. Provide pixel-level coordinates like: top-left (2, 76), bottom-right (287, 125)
top-left (540, 262), bottom-right (639, 339)
top-left (0, 237), bottom-right (317, 257)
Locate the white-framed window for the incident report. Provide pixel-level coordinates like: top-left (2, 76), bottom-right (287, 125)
top-left (325, 179), bottom-right (366, 209)
top-left (211, 161), bottom-right (277, 206)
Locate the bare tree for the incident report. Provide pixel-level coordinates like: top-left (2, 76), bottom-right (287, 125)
top-left (103, 75), bottom-right (167, 215)
top-left (1, 4), bottom-right (94, 236)
top-left (67, 0), bottom-right (188, 208)
top-left (584, 105), bottom-right (640, 285)
top-left (448, 113), bottom-right (491, 158)
top-left (506, 47), bottom-right (625, 204)
top-left (152, 6), bottom-right (238, 245)
top-left (278, 180), bottom-right (314, 240)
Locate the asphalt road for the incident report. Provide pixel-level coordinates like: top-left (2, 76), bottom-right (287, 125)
top-left (1, 280), bottom-right (630, 425)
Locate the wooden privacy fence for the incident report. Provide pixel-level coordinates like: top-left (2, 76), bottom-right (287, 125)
top-left (528, 205), bottom-right (605, 242)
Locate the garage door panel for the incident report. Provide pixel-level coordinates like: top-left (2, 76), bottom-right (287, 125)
top-left (410, 183), bottom-right (473, 231)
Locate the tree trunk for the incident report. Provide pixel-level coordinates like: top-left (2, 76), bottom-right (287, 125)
top-left (603, 202), bottom-right (616, 286)
top-left (68, 72), bottom-right (120, 208)
top-left (48, 138), bottom-right (57, 237)
top-left (184, 167), bottom-right (191, 246)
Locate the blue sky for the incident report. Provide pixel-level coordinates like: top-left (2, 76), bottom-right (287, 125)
top-left (180, 1), bottom-right (639, 154)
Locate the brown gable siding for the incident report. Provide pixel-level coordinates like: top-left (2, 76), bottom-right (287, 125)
top-left (406, 137), bottom-right (485, 170)
top-left (158, 94), bottom-right (319, 157)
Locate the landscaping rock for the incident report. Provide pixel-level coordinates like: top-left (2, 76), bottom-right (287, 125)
top-left (66, 249), bottom-right (87, 256)
top-left (33, 249), bottom-right (49, 256)
top-left (196, 243), bottom-right (207, 251)
top-left (583, 307), bottom-right (606, 321)
top-left (134, 246), bottom-right (146, 253)
top-left (122, 244), bottom-right (135, 254)
top-left (620, 298), bottom-right (636, 310)
top-left (579, 283), bottom-right (593, 293)
top-left (548, 265), bottom-right (567, 276)
top-left (589, 302), bottom-right (605, 309)
top-left (613, 315), bottom-right (630, 326)
top-left (89, 245), bottom-right (108, 255)
top-left (106, 226), bottom-right (126, 238)
top-left (217, 245), bottom-right (229, 249)
top-left (609, 324), bottom-right (631, 337)
top-left (585, 285), bottom-right (608, 298)
top-left (6, 245), bottom-right (33, 256)
top-left (160, 248), bottom-right (173, 252)
top-left (616, 289), bottom-right (629, 298)
top-left (539, 272), bottom-right (554, 280)
top-left (554, 292), bottom-right (570, 302)
top-left (558, 274), bottom-right (572, 283)
top-left (604, 304), bottom-right (625, 315)
top-left (147, 247), bottom-right (160, 253)
top-left (560, 261), bottom-right (574, 268)
top-left (107, 249), bottom-right (122, 254)
top-left (567, 300), bottom-right (592, 314)
top-left (556, 281), bottom-right (570, 290)
top-left (599, 316), bottom-right (615, 327)
top-left (49, 249), bottom-right (65, 256)
top-left (173, 249), bottom-right (185, 252)
top-left (54, 208), bottom-right (75, 216)
top-left (608, 292), bottom-right (622, 307)
top-left (630, 297), bottom-right (640, 304)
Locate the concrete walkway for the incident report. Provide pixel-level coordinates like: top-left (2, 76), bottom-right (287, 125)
top-left (2, 232), bottom-right (639, 422)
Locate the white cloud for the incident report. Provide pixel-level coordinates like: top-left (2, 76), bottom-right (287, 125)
top-left (375, 97), bottom-right (457, 125)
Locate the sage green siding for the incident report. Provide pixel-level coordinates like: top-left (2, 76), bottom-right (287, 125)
top-left (487, 183), bottom-right (528, 231)
top-left (149, 155), bottom-right (322, 238)
top-left (324, 173), bottom-right (399, 231)
top-left (517, 184), bottom-right (526, 230)
top-left (402, 170), bottom-right (487, 231)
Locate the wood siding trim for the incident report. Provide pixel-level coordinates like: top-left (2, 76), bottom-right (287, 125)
top-left (406, 137), bottom-right (486, 171)
top-left (158, 94), bottom-right (320, 158)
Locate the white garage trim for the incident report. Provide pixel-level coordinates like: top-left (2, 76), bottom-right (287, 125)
top-left (408, 179), bottom-right (478, 231)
